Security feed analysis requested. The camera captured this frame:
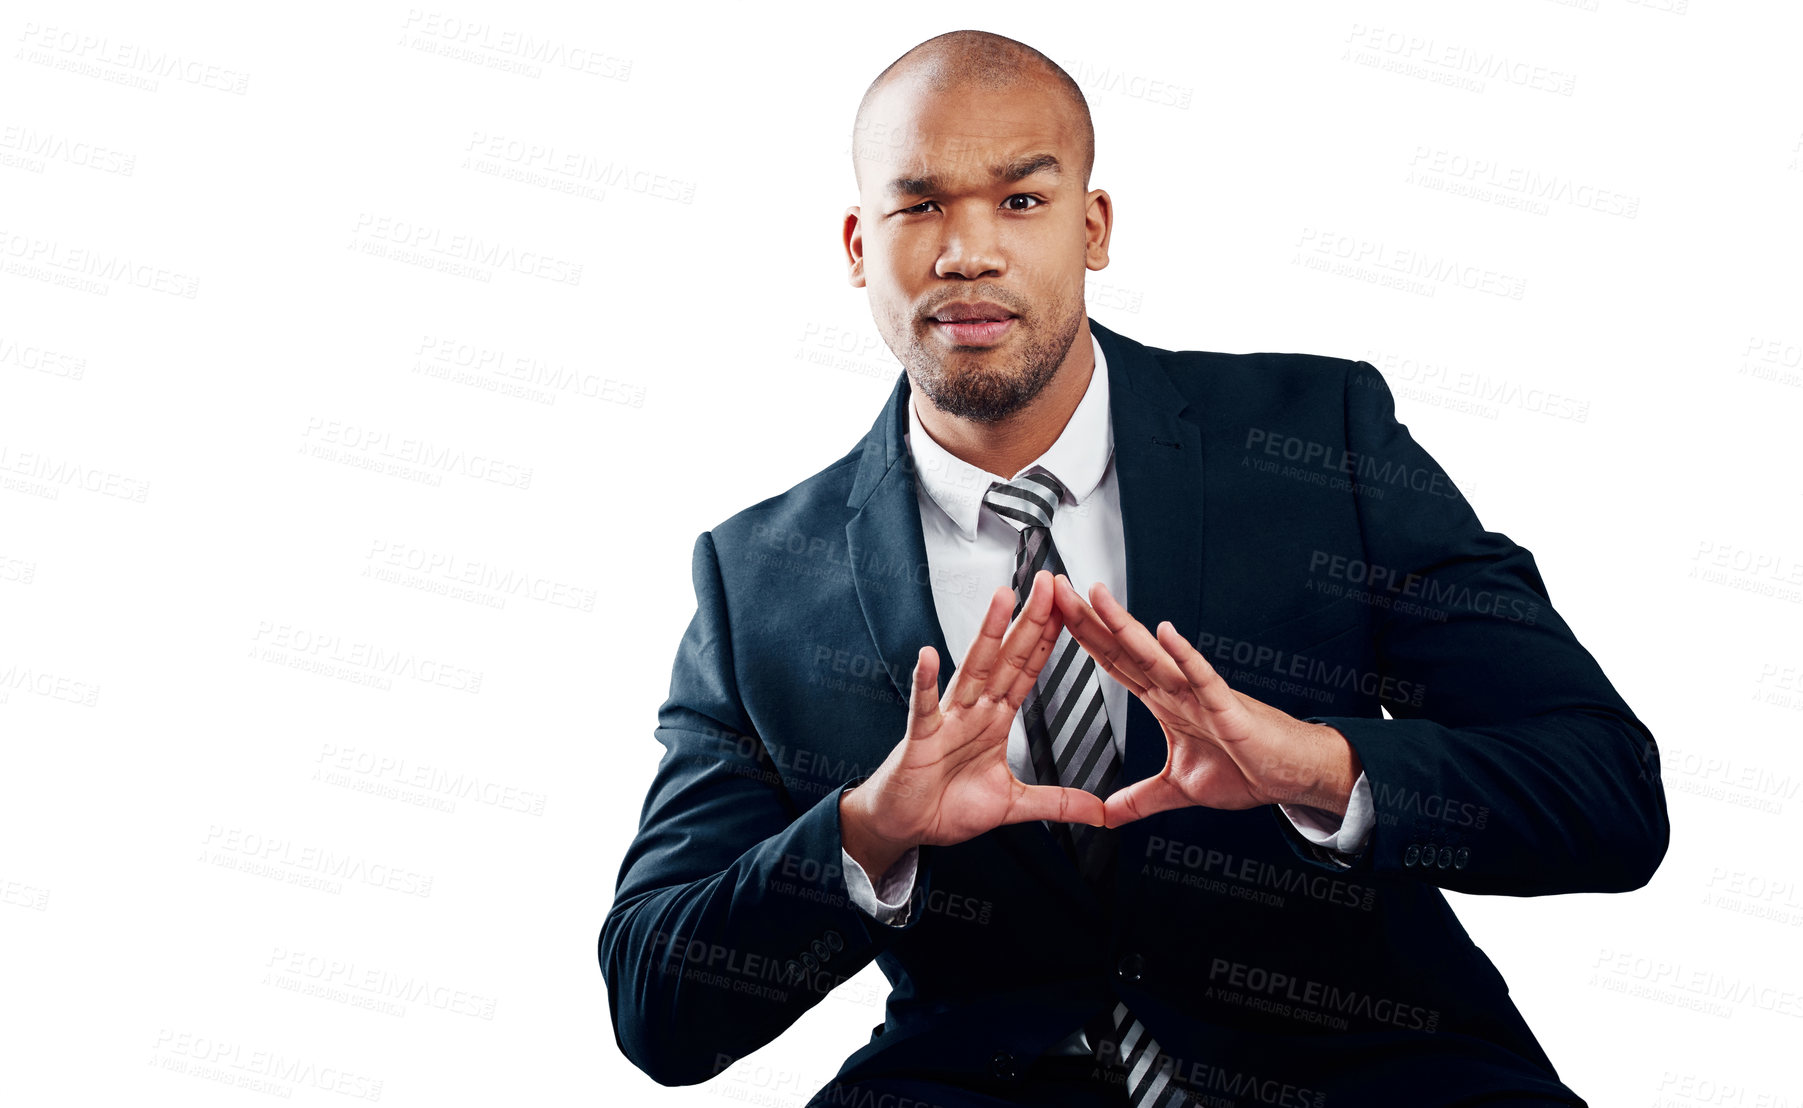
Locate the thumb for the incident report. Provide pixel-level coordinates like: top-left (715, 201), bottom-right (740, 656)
top-left (1103, 777), bottom-right (1185, 829)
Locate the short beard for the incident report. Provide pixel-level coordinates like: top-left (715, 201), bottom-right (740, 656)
top-left (901, 304), bottom-right (1083, 424)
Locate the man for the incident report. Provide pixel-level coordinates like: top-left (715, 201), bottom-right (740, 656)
top-left (600, 30), bottom-right (1668, 1108)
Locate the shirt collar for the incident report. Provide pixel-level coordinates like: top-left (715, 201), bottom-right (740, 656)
top-left (905, 331), bottom-right (1113, 542)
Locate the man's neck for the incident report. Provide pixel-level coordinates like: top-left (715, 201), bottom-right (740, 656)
top-left (912, 322), bottom-right (1095, 479)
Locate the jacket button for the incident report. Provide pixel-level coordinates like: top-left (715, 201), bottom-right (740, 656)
top-left (811, 939), bottom-right (831, 961)
top-left (990, 1052), bottom-right (1018, 1079)
top-left (1453, 847), bottom-right (1470, 869)
top-left (825, 929), bottom-right (844, 950)
top-left (1437, 848), bottom-right (1454, 869)
top-left (801, 953), bottom-right (820, 972)
top-left (785, 959), bottom-right (804, 982)
top-left (1117, 953), bottom-right (1145, 983)
top-left (1403, 844), bottom-right (1421, 867)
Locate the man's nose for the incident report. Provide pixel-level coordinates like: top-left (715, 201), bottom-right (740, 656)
top-left (934, 209), bottom-right (1005, 279)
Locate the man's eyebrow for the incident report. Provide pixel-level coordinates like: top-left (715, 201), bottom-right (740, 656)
top-left (886, 153), bottom-right (1063, 199)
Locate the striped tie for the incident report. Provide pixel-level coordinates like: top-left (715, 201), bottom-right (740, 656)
top-left (982, 472), bottom-right (1200, 1108)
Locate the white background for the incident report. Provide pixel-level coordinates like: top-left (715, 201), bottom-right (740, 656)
top-left (3, 1), bottom-right (1800, 1105)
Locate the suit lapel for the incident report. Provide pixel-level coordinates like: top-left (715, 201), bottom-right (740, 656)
top-left (1090, 320), bottom-right (1207, 791)
top-left (844, 371), bottom-right (955, 707)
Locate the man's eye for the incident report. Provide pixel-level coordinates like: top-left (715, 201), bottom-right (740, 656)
top-left (898, 196), bottom-right (1043, 215)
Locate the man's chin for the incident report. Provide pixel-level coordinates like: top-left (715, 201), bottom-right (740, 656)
top-left (913, 372), bottom-right (1042, 424)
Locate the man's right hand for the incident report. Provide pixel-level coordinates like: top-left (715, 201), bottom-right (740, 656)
top-left (839, 569), bottom-right (1106, 878)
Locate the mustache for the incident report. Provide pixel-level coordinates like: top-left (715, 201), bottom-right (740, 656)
top-left (920, 292), bottom-right (1024, 320)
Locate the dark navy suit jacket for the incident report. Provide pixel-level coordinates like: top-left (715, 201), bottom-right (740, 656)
top-left (599, 319), bottom-right (1669, 1106)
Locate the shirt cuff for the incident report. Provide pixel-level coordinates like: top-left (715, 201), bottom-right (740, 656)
top-left (841, 845), bottom-right (919, 927)
top-left (1278, 771), bottom-right (1374, 861)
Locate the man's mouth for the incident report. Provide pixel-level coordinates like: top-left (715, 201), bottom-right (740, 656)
top-left (930, 302), bottom-right (1017, 346)
top-left (931, 300), bottom-right (1016, 324)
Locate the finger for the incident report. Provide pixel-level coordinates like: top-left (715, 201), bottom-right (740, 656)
top-left (987, 570), bottom-right (1057, 700)
top-left (1088, 581), bottom-right (1193, 700)
top-left (1157, 620), bottom-right (1239, 718)
top-left (1101, 776), bottom-right (1189, 828)
top-left (1053, 574), bottom-right (1151, 696)
top-left (1004, 784), bottom-right (1107, 827)
top-left (949, 586), bottom-right (1015, 711)
top-left (1004, 588), bottom-right (1066, 708)
top-left (907, 646), bottom-right (942, 739)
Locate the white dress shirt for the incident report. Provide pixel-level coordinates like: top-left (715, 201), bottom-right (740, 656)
top-left (842, 332), bottom-right (1374, 925)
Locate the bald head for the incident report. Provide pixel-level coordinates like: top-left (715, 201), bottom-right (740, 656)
top-left (852, 30), bottom-right (1094, 192)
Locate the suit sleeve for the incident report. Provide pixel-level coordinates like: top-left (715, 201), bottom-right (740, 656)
top-left (599, 532), bottom-right (931, 1086)
top-left (1272, 361), bottom-right (1669, 895)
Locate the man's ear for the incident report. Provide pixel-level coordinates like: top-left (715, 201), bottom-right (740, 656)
top-left (1084, 189), bottom-right (1113, 272)
top-left (843, 206), bottom-right (866, 288)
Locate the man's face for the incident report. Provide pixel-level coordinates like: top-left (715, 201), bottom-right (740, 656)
top-left (845, 77), bottom-right (1108, 424)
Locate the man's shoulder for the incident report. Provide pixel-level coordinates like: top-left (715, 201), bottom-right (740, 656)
top-left (1111, 325), bottom-right (1365, 417)
top-left (1149, 338), bottom-right (1359, 385)
top-left (698, 438), bottom-right (867, 556)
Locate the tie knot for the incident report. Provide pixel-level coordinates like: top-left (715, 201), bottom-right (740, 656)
top-left (983, 472), bottom-right (1066, 532)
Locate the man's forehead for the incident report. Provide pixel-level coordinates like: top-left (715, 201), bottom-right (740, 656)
top-left (859, 129), bottom-right (1071, 194)
top-left (857, 78), bottom-right (1074, 182)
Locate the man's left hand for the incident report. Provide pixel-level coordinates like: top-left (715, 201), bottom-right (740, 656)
top-left (1051, 573), bottom-right (1362, 829)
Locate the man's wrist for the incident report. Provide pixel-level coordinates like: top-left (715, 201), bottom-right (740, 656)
top-left (840, 784), bottom-right (915, 878)
top-left (1262, 722), bottom-right (1360, 815)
